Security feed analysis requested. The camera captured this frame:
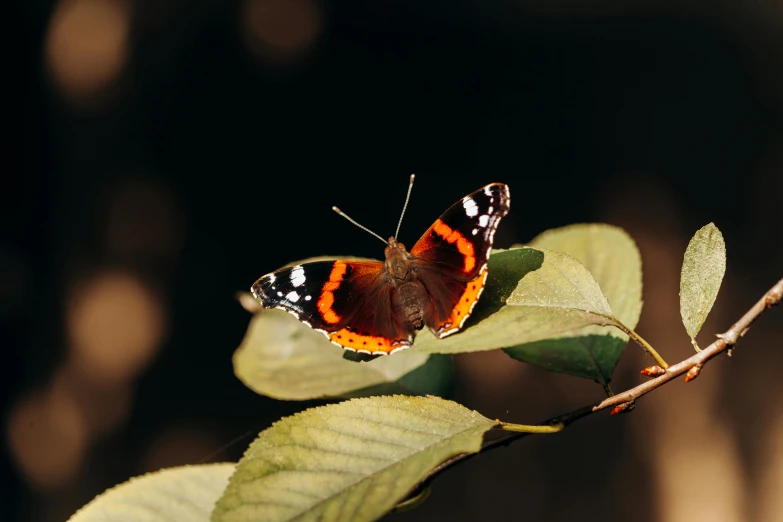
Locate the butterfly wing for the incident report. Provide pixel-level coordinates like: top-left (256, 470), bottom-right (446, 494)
top-left (410, 182), bottom-right (510, 337)
top-left (251, 260), bottom-right (412, 354)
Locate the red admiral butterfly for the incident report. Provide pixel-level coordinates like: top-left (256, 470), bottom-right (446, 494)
top-left (251, 177), bottom-right (510, 355)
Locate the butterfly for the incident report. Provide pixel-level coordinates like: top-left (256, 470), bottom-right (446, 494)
top-left (251, 177), bottom-right (510, 355)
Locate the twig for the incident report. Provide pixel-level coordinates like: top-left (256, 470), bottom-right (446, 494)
top-left (396, 277), bottom-right (783, 508)
top-left (596, 277), bottom-right (782, 411)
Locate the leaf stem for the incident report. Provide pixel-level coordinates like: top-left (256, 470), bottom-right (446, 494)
top-left (612, 321), bottom-right (669, 369)
top-left (496, 421), bottom-right (564, 434)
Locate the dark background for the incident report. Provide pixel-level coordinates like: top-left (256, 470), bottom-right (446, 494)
top-left (12, 1), bottom-right (783, 521)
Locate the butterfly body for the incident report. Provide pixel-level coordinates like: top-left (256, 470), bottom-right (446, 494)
top-left (251, 182), bottom-right (510, 355)
top-left (380, 237), bottom-right (428, 331)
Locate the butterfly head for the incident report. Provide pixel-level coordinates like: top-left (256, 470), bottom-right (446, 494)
top-left (384, 237), bottom-right (412, 281)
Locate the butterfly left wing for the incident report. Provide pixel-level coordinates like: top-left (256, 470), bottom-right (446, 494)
top-left (251, 260), bottom-right (413, 354)
top-left (410, 182), bottom-right (510, 338)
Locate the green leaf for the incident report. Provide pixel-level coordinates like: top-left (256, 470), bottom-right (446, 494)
top-left (234, 309), bottom-right (451, 400)
top-left (504, 224), bottom-right (643, 384)
top-left (212, 396), bottom-right (495, 522)
top-left (529, 224), bottom-right (643, 329)
top-left (679, 222), bottom-right (726, 342)
top-left (412, 247), bottom-right (617, 354)
top-left (68, 463), bottom-right (235, 522)
top-left (505, 335), bottom-right (628, 383)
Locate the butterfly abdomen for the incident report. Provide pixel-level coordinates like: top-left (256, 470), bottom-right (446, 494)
top-left (392, 281), bottom-right (429, 331)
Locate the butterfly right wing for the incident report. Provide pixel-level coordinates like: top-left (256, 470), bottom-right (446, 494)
top-left (251, 260), bottom-right (412, 354)
top-left (409, 182), bottom-right (510, 338)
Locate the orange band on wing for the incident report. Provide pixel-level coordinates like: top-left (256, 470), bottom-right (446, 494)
top-left (436, 265), bottom-right (488, 338)
top-left (328, 328), bottom-right (410, 354)
top-left (317, 262), bottom-right (347, 324)
top-left (432, 219), bottom-right (476, 272)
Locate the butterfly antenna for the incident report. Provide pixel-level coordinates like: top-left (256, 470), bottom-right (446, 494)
top-left (332, 206), bottom-right (388, 245)
top-left (394, 174), bottom-right (416, 239)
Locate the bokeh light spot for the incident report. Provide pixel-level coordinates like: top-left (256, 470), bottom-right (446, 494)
top-left (7, 391), bottom-right (87, 491)
top-left (45, 0), bottom-right (130, 102)
top-left (51, 363), bottom-right (134, 438)
top-left (104, 177), bottom-right (185, 263)
top-left (241, 0), bottom-right (323, 64)
top-left (67, 271), bottom-right (165, 385)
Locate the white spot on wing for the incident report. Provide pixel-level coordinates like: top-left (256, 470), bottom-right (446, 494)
top-left (478, 215), bottom-right (490, 227)
top-left (290, 265), bottom-right (306, 288)
top-left (304, 295), bottom-right (312, 301)
top-left (462, 196), bottom-right (479, 217)
top-left (484, 185), bottom-right (493, 196)
top-left (276, 291), bottom-right (283, 297)
top-left (267, 273), bottom-right (276, 283)
top-left (472, 228), bottom-right (479, 235)
top-left (285, 291), bottom-right (300, 302)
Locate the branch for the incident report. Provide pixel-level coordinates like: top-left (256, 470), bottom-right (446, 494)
top-left (597, 276), bottom-right (782, 411)
top-left (396, 277), bottom-right (783, 508)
